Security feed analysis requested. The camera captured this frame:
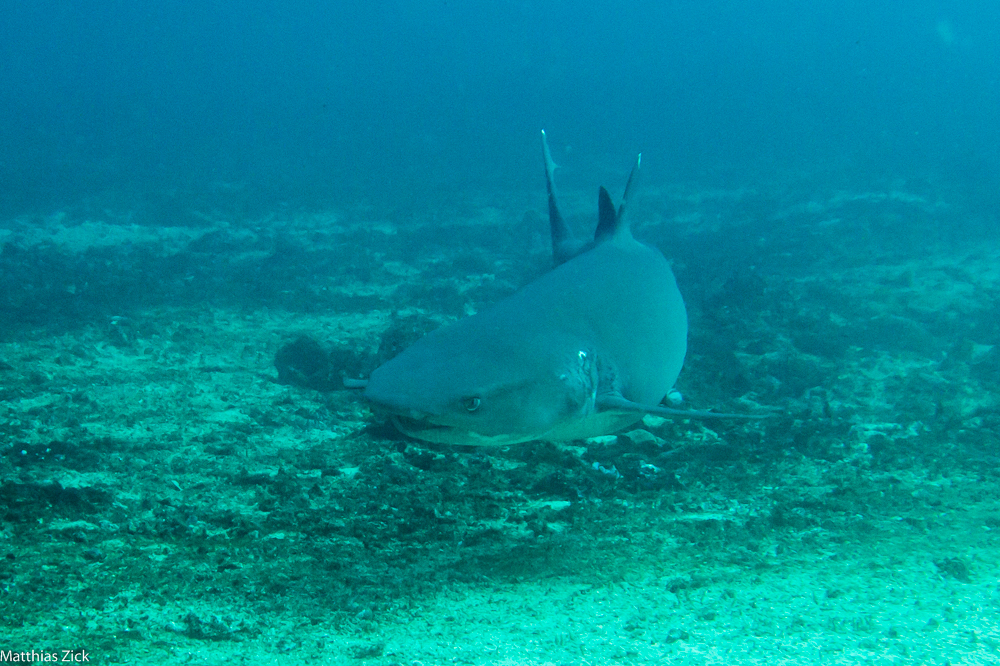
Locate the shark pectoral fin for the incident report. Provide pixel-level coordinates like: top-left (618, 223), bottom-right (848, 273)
top-left (596, 394), bottom-right (770, 420)
top-left (343, 378), bottom-right (368, 389)
top-left (645, 405), bottom-right (772, 420)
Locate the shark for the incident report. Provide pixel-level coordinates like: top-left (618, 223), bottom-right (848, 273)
top-left (355, 131), bottom-right (740, 446)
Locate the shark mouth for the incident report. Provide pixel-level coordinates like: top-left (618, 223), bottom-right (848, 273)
top-left (389, 415), bottom-right (536, 447)
top-left (390, 414), bottom-right (448, 437)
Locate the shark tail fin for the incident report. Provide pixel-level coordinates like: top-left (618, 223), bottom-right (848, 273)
top-left (542, 130), bottom-right (581, 265)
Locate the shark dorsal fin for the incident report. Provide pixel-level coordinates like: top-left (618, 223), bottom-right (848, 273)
top-left (542, 130), bottom-right (642, 260)
top-left (595, 186), bottom-right (617, 242)
top-left (594, 153), bottom-right (640, 244)
top-left (619, 153), bottom-right (641, 217)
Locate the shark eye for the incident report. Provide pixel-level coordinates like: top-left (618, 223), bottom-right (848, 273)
top-left (462, 397), bottom-right (482, 412)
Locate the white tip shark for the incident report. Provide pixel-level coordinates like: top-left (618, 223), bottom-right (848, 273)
top-left (357, 131), bottom-right (741, 446)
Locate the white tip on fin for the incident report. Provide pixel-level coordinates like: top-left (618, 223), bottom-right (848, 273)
top-left (541, 130), bottom-right (559, 174)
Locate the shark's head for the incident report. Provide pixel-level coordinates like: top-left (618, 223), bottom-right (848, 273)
top-left (363, 330), bottom-right (602, 446)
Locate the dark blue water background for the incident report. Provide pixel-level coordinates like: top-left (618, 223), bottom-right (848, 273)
top-left (1, 1), bottom-right (998, 217)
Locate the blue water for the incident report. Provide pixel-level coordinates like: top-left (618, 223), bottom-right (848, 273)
top-left (2, 1), bottom-right (998, 217)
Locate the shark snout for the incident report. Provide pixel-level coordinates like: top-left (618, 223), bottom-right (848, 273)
top-left (362, 387), bottom-right (426, 419)
top-left (361, 370), bottom-right (442, 424)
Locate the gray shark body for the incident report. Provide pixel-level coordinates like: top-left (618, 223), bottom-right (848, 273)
top-left (362, 131), bottom-right (692, 445)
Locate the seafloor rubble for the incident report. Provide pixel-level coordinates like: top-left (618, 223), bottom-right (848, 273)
top-left (1, 183), bottom-right (998, 664)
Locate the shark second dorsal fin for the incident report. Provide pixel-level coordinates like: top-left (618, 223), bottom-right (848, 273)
top-left (594, 153), bottom-right (640, 244)
top-left (595, 186), bottom-right (617, 243)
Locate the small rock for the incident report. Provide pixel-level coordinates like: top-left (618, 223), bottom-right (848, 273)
top-left (935, 557), bottom-right (972, 583)
top-left (349, 641), bottom-right (385, 659)
top-left (662, 627), bottom-right (689, 643)
top-left (81, 548), bottom-right (104, 562)
top-left (617, 429), bottom-right (665, 450)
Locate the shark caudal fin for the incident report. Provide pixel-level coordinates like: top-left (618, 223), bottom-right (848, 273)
top-left (541, 130), bottom-right (585, 265)
top-left (542, 130), bottom-right (642, 261)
